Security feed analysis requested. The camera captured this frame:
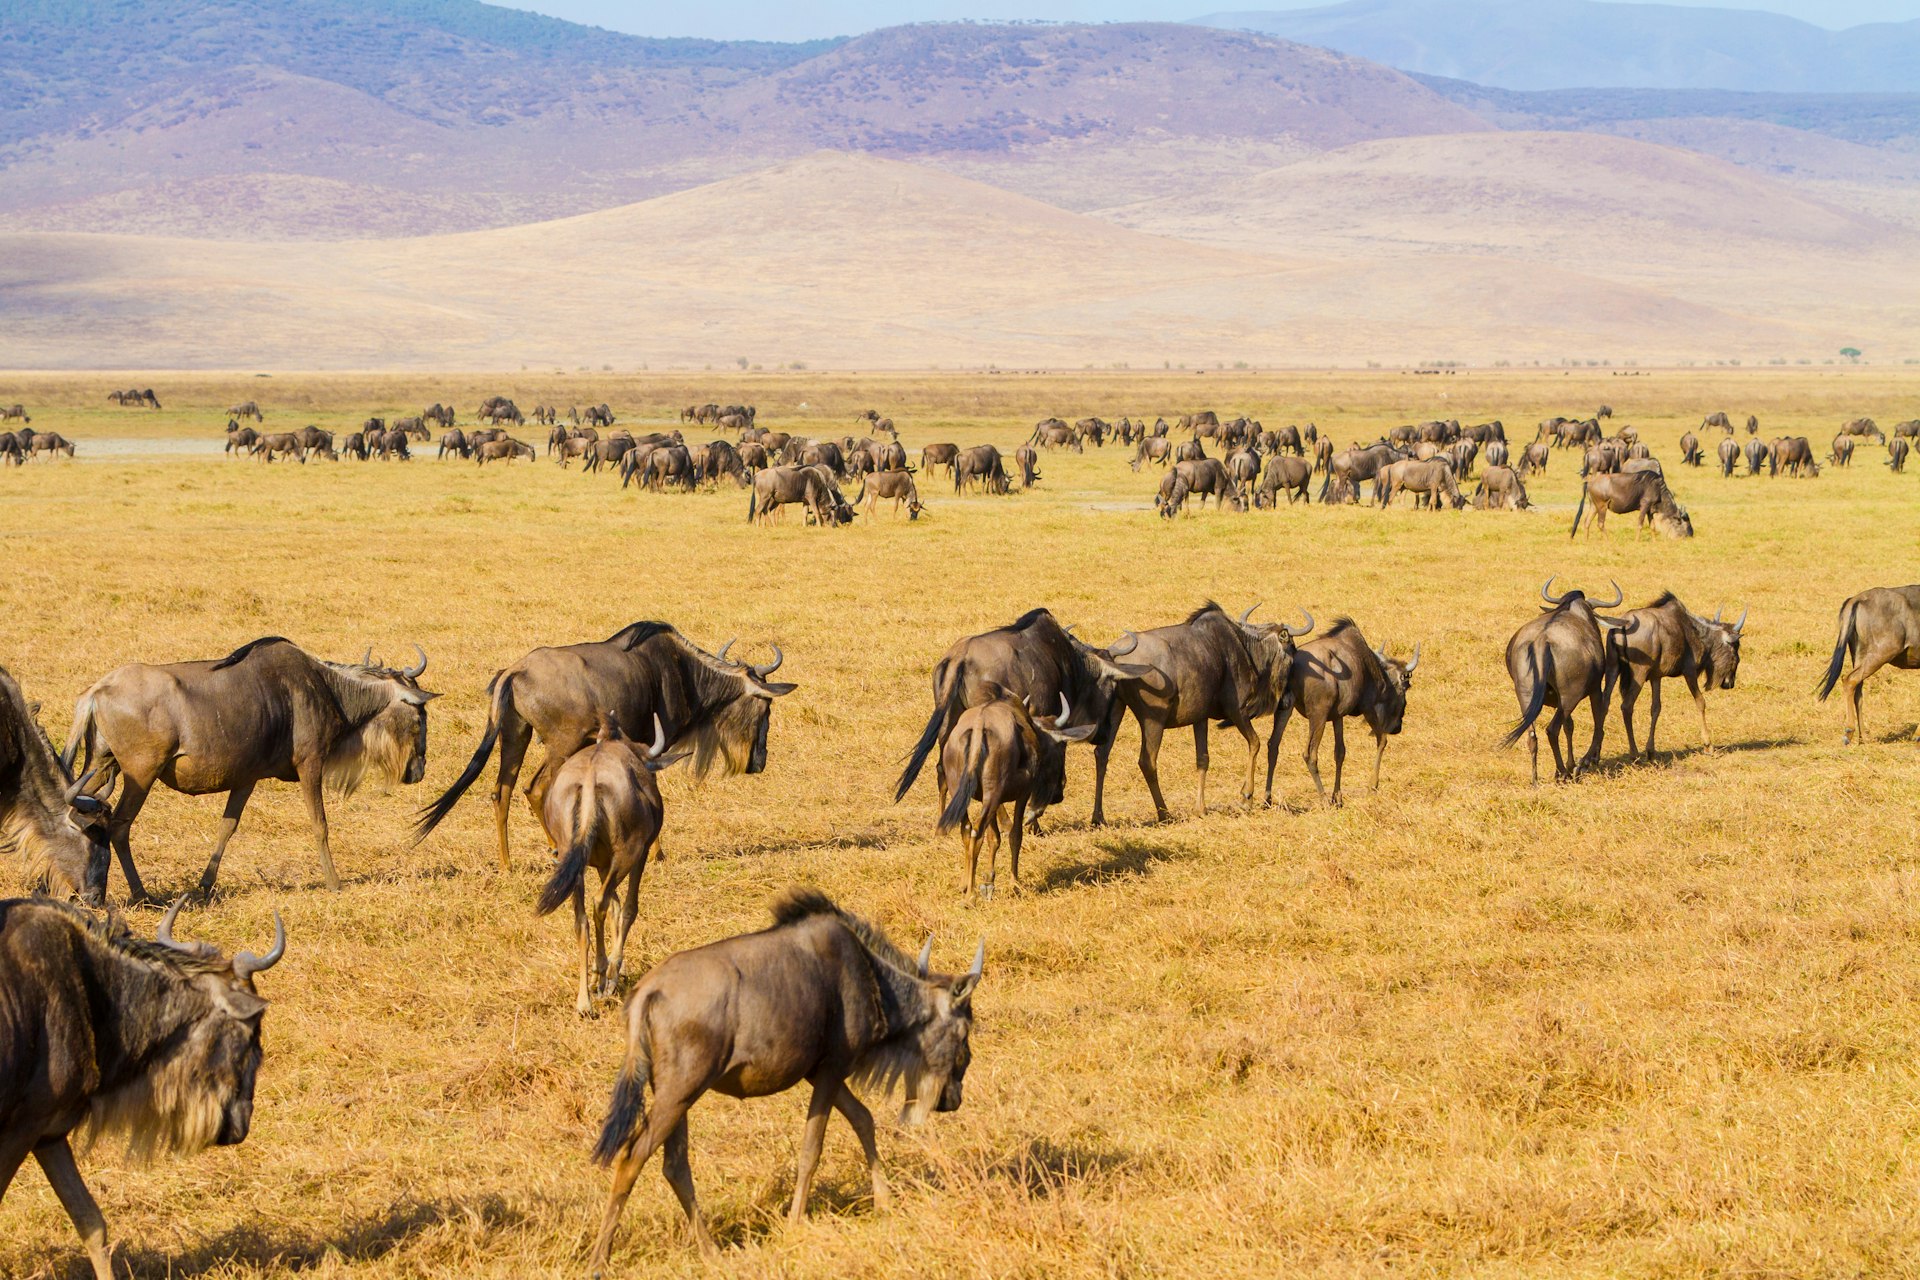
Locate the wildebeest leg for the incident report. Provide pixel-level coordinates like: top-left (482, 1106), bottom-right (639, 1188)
top-left (659, 1117), bottom-right (714, 1256)
top-left (1192, 720), bottom-right (1210, 816)
top-left (1329, 717), bottom-right (1347, 806)
top-left (1301, 712), bottom-right (1329, 802)
top-left (789, 1078), bottom-right (837, 1224)
top-left (1545, 710), bottom-right (1570, 779)
top-left (593, 1092), bottom-right (701, 1268)
top-left (33, 1139), bottom-right (113, 1280)
top-left (978, 806), bottom-right (1004, 898)
top-left (573, 879), bottom-right (593, 1018)
top-left (832, 1085), bottom-right (890, 1210)
top-left (1618, 674), bottom-right (1643, 758)
top-left (1088, 706), bottom-right (1119, 827)
top-left (1839, 645), bottom-right (1895, 744)
top-left (1684, 672), bottom-right (1709, 748)
top-left (1008, 795), bottom-right (1027, 892)
top-left (1370, 727), bottom-right (1387, 791)
top-left (492, 716), bottom-right (535, 870)
top-left (1645, 678), bottom-right (1663, 756)
top-left (1136, 716), bottom-right (1172, 821)
top-left (197, 779), bottom-right (257, 899)
top-left (1224, 710), bottom-right (1260, 806)
top-left (605, 850), bottom-right (646, 996)
top-left (1265, 703), bottom-right (1294, 805)
top-left (1582, 692), bottom-right (1608, 773)
top-left (296, 769), bottom-right (341, 891)
top-left (106, 777), bottom-right (152, 903)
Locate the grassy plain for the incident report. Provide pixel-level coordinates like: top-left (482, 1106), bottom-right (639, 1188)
top-left (2, 368), bottom-right (1919, 1278)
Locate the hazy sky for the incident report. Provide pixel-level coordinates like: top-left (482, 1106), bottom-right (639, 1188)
top-left (504, 0), bottom-right (1920, 42)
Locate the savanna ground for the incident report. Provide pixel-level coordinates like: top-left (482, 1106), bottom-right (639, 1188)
top-left (3, 368), bottom-right (1919, 1278)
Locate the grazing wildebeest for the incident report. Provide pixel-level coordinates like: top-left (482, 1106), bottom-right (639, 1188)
top-left (1031, 420), bottom-right (1081, 452)
top-left (477, 438), bottom-right (535, 465)
top-left (1471, 464), bottom-right (1531, 510)
top-left (1702, 411), bottom-right (1732, 434)
top-left (921, 443), bottom-right (958, 477)
top-left (1831, 434), bottom-right (1855, 467)
top-left (0, 432), bottom-right (21, 465)
top-left (1265, 619), bottom-right (1415, 807)
top-left (361, 417), bottom-right (386, 439)
top-left (1769, 436), bottom-right (1819, 477)
top-left (693, 440), bottom-right (748, 487)
top-left (535, 713), bottom-right (680, 1016)
top-left (1377, 457), bottom-right (1464, 510)
top-left (1074, 417), bottom-right (1108, 447)
top-left (1501, 578), bottom-right (1621, 783)
top-left (798, 439), bottom-right (847, 476)
top-left (340, 432), bottom-right (368, 460)
top-left (1894, 419), bottom-right (1920, 441)
top-left (856, 468), bottom-right (926, 519)
top-left (0, 404), bottom-right (28, 424)
top-left (1270, 423), bottom-right (1303, 455)
top-left (1746, 415), bottom-right (1759, 435)
top-left (438, 428), bottom-right (470, 459)
top-left (1312, 436), bottom-right (1334, 474)
top-left (293, 425), bottom-right (332, 453)
top-left (1572, 471), bottom-right (1693, 538)
top-left (1483, 439), bottom-right (1510, 469)
top-left (1679, 432), bottom-right (1703, 466)
top-left (749, 465), bottom-right (854, 525)
top-left (1839, 417), bottom-right (1884, 443)
top-left (254, 432), bottom-right (305, 463)
top-left (954, 444), bottom-right (1010, 495)
top-left (588, 890), bottom-right (981, 1265)
top-left (226, 401), bottom-right (263, 422)
top-left (1604, 593), bottom-right (1743, 758)
top-left (1131, 436), bottom-right (1172, 470)
top-left (1888, 437), bottom-right (1910, 473)
top-left (938, 693), bottom-right (1095, 896)
top-left (65, 638), bottom-right (435, 900)
top-left (1596, 404), bottom-right (1612, 419)
top-left (378, 429), bottom-right (413, 460)
top-left (25, 432), bottom-right (74, 459)
top-left (1225, 447), bottom-right (1262, 490)
top-left (466, 427), bottom-right (506, 448)
top-left (1173, 438), bottom-right (1207, 464)
top-left (553, 433), bottom-right (592, 465)
top-left (1254, 455), bottom-right (1312, 506)
top-left (416, 624), bottom-right (792, 870)
top-left (1744, 437), bottom-right (1768, 476)
top-left (1177, 411), bottom-right (1219, 433)
top-left (1320, 441), bottom-right (1403, 503)
top-left (1111, 603), bottom-right (1310, 819)
top-left (0, 667), bottom-right (110, 904)
top-left (1716, 437), bottom-right (1739, 476)
top-left (736, 441), bottom-right (769, 470)
top-left (0, 896), bottom-right (283, 1280)
top-left (1816, 585), bottom-right (1920, 744)
top-left (896, 608), bottom-right (1151, 829)
top-left (547, 423), bottom-right (570, 457)
top-left (1515, 441), bottom-right (1550, 477)
top-left (642, 444), bottom-right (698, 491)
top-left (1156, 458), bottom-right (1244, 517)
top-left (423, 403), bottom-right (454, 428)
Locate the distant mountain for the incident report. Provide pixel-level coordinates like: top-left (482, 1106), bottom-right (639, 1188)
top-left (1194, 0), bottom-right (1920, 92)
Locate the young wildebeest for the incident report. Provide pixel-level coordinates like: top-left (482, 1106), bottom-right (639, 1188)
top-left (1603, 593), bottom-right (1743, 758)
top-left (1113, 603), bottom-right (1311, 820)
top-left (938, 693), bottom-right (1095, 896)
top-left (855, 468), bottom-right (926, 519)
top-left (1, 666), bottom-right (111, 904)
top-left (1572, 471), bottom-right (1693, 538)
top-left (1816, 585), bottom-right (1920, 744)
top-left (0, 897), bottom-right (282, 1280)
top-left (589, 890), bottom-right (982, 1267)
top-left (415, 624), bottom-right (793, 869)
top-left (1266, 619), bottom-right (1415, 806)
top-left (536, 714), bottom-right (681, 1016)
top-left (1502, 578), bottom-right (1622, 783)
top-left (65, 639), bottom-right (435, 900)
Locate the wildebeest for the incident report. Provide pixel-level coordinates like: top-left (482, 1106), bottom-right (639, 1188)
top-left (1312, 436), bottom-right (1334, 474)
top-left (1604, 593), bottom-right (1743, 758)
top-left (920, 443), bottom-right (958, 477)
top-left (1377, 457), bottom-right (1464, 510)
top-left (1516, 441), bottom-right (1550, 477)
top-left (1131, 436), bottom-right (1173, 470)
top-left (415, 624), bottom-right (793, 868)
top-left (1746, 414), bottom-right (1759, 435)
top-left (361, 417), bottom-right (386, 439)
top-left (1266, 619), bottom-right (1414, 806)
top-left (0, 404), bottom-right (28, 423)
top-left (749, 464), bottom-right (854, 525)
top-left (938, 694), bottom-right (1096, 896)
top-left (855, 468), bottom-right (925, 519)
top-left (895, 608), bottom-right (1151, 828)
top-left (1501, 578), bottom-right (1622, 783)
top-left (0, 896), bottom-right (283, 1280)
top-left (535, 713), bottom-right (681, 1016)
top-left (1156, 458), bottom-right (1244, 517)
top-left (477, 438), bottom-right (535, 465)
top-left (1816, 585), bottom-right (1920, 744)
top-left (1831, 434), bottom-right (1855, 467)
top-left (437, 428), bottom-right (470, 459)
top-left (1178, 411), bottom-right (1219, 433)
top-left (1679, 432), bottom-right (1703, 466)
top-left (1888, 437), bottom-right (1910, 473)
top-left (1, 666), bottom-right (110, 904)
top-left (1894, 419), bottom-right (1920, 441)
top-left (1173, 438), bottom-right (1206, 464)
top-left (1013, 444), bottom-right (1040, 488)
top-left (64, 638), bottom-right (435, 900)
top-left (1030, 420), bottom-right (1080, 452)
top-left (588, 890), bottom-right (981, 1265)
top-left (641, 444), bottom-right (697, 491)
top-left (1225, 447), bottom-right (1261, 491)
top-left (1702, 411), bottom-right (1732, 433)
top-left (293, 425), bottom-right (332, 453)
top-left (1572, 471), bottom-right (1693, 538)
top-left (253, 432), bottom-right (305, 463)
top-left (1254, 455), bottom-right (1313, 506)
top-left (226, 401), bottom-right (263, 421)
top-left (1716, 437), bottom-right (1739, 476)
top-left (1839, 417), bottom-right (1884, 443)
top-left (377, 429), bottom-right (413, 461)
top-left (25, 432), bottom-right (75, 459)
top-left (1321, 441), bottom-right (1403, 503)
top-left (1744, 437), bottom-right (1768, 476)
top-left (0, 432), bottom-right (21, 465)
top-left (1769, 436), bottom-right (1819, 478)
top-left (1596, 404), bottom-right (1612, 419)
top-left (953, 444), bottom-right (1010, 495)
top-left (1111, 603), bottom-right (1311, 820)
top-left (1471, 464), bottom-right (1530, 510)
top-left (423, 403), bottom-right (454, 429)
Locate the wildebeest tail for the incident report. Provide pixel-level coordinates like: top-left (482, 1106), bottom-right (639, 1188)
top-left (937, 731), bottom-right (986, 834)
top-left (535, 798), bottom-right (593, 916)
top-left (1569, 481), bottom-right (1588, 539)
top-left (60, 692), bottom-right (97, 776)
top-left (1500, 647), bottom-right (1549, 748)
top-left (746, 486), bottom-right (758, 521)
top-left (412, 672), bottom-right (510, 842)
top-left (1815, 597), bottom-right (1859, 701)
top-left (894, 659), bottom-right (961, 802)
top-left (592, 1000), bottom-right (655, 1166)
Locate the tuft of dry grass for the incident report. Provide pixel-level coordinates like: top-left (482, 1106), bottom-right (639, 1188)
top-left (2, 368), bottom-right (1919, 1278)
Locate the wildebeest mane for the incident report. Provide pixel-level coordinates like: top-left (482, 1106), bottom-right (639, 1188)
top-left (211, 636), bottom-right (295, 670)
top-left (769, 887), bottom-right (918, 978)
top-left (0, 669), bottom-right (78, 879)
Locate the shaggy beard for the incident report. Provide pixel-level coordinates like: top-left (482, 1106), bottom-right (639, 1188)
top-left (323, 718), bottom-right (411, 797)
top-left (86, 1068), bottom-right (225, 1166)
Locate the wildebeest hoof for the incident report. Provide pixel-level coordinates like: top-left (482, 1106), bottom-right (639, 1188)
top-left (981, 880), bottom-right (995, 900)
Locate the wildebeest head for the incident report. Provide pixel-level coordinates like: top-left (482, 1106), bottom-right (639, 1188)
top-left (322, 646), bottom-right (438, 791)
top-left (93, 899), bottom-right (285, 1159)
top-left (1028, 692), bottom-right (1101, 808)
top-left (1653, 490), bottom-right (1694, 538)
top-left (706, 639), bottom-right (798, 775)
top-left (897, 937), bottom-right (984, 1123)
top-left (0, 669), bottom-right (113, 904)
top-left (1370, 643), bottom-right (1419, 735)
top-left (1704, 607), bottom-right (1746, 690)
top-left (1232, 602), bottom-right (1315, 707)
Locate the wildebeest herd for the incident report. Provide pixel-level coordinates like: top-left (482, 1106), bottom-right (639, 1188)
top-left (5, 388), bottom-right (1920, 1275)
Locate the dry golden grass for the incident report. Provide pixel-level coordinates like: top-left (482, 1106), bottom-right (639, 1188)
top-left (3, 368), bottom-right (1920, 1278)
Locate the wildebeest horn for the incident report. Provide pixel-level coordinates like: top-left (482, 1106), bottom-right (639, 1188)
top-left (157, 896), bottom-right (189, 950)
top-left (63, 768), bottom-right (99, 806)
top-left (1406, 644), bottom-right (1421, 673)
top-left (969, 939), bottom-right (985, 980)
top-left (402, 644), bottom-right (427, 679)
top-left (232, 911), bottom-right (286, 982)
top-left (360, 647), bottom-right (374, 667)
top-left (750, 644), bottom-right (783, 679)
top-left (1540, 576), bottom-right (1567, 606)
top-left (717, 638), bottom-right (736, 663)
top-left (647, 713), bottom-right (667, 758)
top-left (1733, 608), bottom-right (1747, 633)
top-left (1108, 630), bottom-right (1139, 657)
top-left (1595, 579), bottom-right (1623, 609)
top-left (917, 936), bottom-right (932, 979)
top-left (1291, 609), bottom-right (1314, 639)
top-left (1056, 692), bottom-right (1071, 723)
top-left (1239, 602), bottom-right (1262, 624)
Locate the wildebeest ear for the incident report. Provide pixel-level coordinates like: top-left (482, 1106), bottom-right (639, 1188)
top-left (752, 680), bottom-right (797, 697)
top-left (644, 750), bottom-right (693, 773)
top-left (211, 984), bottom-right (268, 1021)
top-left (401, 688), bottom-right (439, 704)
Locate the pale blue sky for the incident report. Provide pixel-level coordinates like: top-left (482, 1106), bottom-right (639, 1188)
top-left (503, 0), bottom-right (1920, 42)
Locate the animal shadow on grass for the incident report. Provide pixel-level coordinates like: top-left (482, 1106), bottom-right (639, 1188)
top-left (1040, 837), bottom-right (1181, 892)
top-left (108, 1195), bottom-right (524, 1277)
top-left (898, 1134), bottom-right (1135, 1197)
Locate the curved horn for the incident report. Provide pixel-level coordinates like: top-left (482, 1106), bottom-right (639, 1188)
top-left (1596, 579), bottom-right (1624, 609)
top-left (717, 638), bottom-right (736, 664)
top-left (1238, 601), bottom-right (1262, 625)
top-left (1406, 644), bottom-right (1421, 674)
top-left (1733, 607), bottom-right (1747, 633)
top-left (157, 896), bottom-right (189, 950)
top-left (360, 646), bottom-right (374, 667)
top-left (750, 644), bottom-right (783, 679)
top-left (1056, 692), bottom-right (1071, 723)
top-left (1108, 630), bottom-right (1139, 658)
top-left (232, 911), bottom-right (286, 983)
top-left (1540, 576), bottom-right (1567, 606)
top-left (1713, 606), bottom-right (1722, 623)
top-left (402, 644), bottom-right (427, 679)
top-left (917, 936), bottom-right (933, 979)
top-left (647, 713), bottom-right (667, 758)
top-left (968, 939), bottom-right (985, 980)
top-left (1291, 609), bottom-right (1314, 639)
top-left (63, 767), bottom-right (98, 806)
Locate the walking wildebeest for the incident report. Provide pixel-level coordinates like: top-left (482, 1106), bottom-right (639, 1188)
top-left (1501, 578), bottom-right (1622, 783)
top-left (1471, 464), bottom-right (1531, 510)
top-left (438, 428), bottom-right (470, 459)
top-left (477, 438), bottom-right (536, 464)
top-left (920, 443), bottom-right (958, 477)
top-left (895, 608), bottom-right (1152, 829)
top-left (1717, 437), bottom-right (1739, 476)
top-left (1831, 434), bottom-right (1855, 467)
top-left (0, 896), bottom-right (284, 1280)
top-left (415, 624), bottom-right (793, 869)
top-left (1604, 593), bottom-right (1743, 758)
top-left (1265, 619), bottom-right (1415, 806)
top-left (938, 693), bottom-right (1096, 896)
top-left (253, 432), bottom-right (304, 463)
top-left (1112, 603), bottom-right (1312, 820)
top-left (1702, 411), bottom-right (1732, 434)
top-left (588, 890), bottom-right (981, 1265)
top-left (855, 468), bottom-right (925, 519)
top-left (1, 667), bottom-right (110, 904)
top-left (1572, 471), bottom-right (1693, 538)
top-left (1816, 585), bottom-right (1920, 744)
top-left (1889, 437), bottom-right (1911, 473)
top-left (1254, 455), bottom-right (1313, 506)
top-left (65, 639), bottom-right (435, 900)
top-left (953, 444), bottom-right (1010, 495)
top-left (293, 425), bottom-right (332, 453)
top-left (226, 401), bottom-right (263, 421)
top-left (536, 713), bottom-right (681, 1016)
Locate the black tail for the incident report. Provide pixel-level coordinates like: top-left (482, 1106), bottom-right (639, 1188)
top-left (894, 661), bottom-right (963, 802)
top-left (1569, 482), bottom-right (1588, 539)
top-left (592, 1003), bottom-right (655, 1166)
top-left (747, 487), bottom-right (757, 521)
top-left (536, 839), bottom-right (590, 916)
top-left (1816, 598), bottom-right (1858, 700)
top-left (412, 673), bottom-right (510, 842)
top-left (937, 732), bottom-right (985, 833)
top-left (1500, 647), bottom-right (1549, 748)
